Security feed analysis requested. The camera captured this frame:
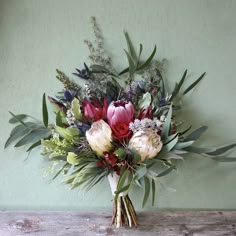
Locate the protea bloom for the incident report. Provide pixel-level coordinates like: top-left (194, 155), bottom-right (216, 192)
top-left (137, 105), bottom-right (153, 120)
top-left (107, 100), bottom-right (135, 140)
top-left (128, 128), bottom-right (163, 162)
top-left (86, 120), bottom-right (113, 156)
top-left (82, 98), bottom-right (108, 122)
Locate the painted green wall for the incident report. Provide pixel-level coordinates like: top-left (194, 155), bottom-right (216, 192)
top-left (1, 0), bottom-right (236, 211)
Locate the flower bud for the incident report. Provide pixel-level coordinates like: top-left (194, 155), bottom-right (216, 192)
top-left (128, 128), bottom-right (163, 162)
top-left (86, 120), bottom-right (113, 156)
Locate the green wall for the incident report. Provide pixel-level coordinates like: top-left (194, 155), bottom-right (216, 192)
top-left (1, 0), bottom-right (236, 211)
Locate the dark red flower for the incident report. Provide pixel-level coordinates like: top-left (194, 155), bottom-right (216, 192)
top-left (82, 98), bottom-right (107, 122)
top-left (137, 105), bottom-right (153, 120)
top-left (104, 152), bottom-right (117, 168)
top-left (107, 100), bottom-right (134, 140)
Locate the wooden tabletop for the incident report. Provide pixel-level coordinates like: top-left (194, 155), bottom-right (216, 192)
top-left (0, 211), bottom-right (236, 235)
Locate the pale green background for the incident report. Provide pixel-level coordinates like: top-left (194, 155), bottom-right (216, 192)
top-left (0, 0), bottom-right (236, 211)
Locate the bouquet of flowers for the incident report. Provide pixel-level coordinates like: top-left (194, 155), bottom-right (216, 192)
top-left (5, 18), bottom-right (236, 228)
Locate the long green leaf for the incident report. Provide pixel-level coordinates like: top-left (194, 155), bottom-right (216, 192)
top-left (134, 165), bottom-right (147, 180)
top-left (15, 128), bottom-right (51, 147)
top-left (161, 104), bottom-right (172, 140)
top-left (56, 111), bottom-right (64, 127)
top-left (211, 156), bottom-right (236, 162)
top-left (5, 122), bottom-right (39, 148)
top-left (151, 178), bottom-right (155, 206)
top-left (184, 146), bottom-right (216, 154)
top-left (183, 72), bottom-right (206, 95)
top-left (184, 126), bottom-right (208, 141)
top-left (169, 70), bottom-right (187, 101)
top-left (5, 125), bottom-right (29, 148)
top-left (124, 49), bottom-right (135, 79)
top-left (52, 163), bottom-right (68, 180)
top-left (115, 184), bottom-right (130, 195)
top-left (137, 44), bottom-right (143, 66)
top-left (9, 112), bottom-right (28, 127)
top-left (142, 176), bottom-right (150, 208)
top-left (118, 67), bottom-right (129, 76)
top-left (174, 141), bottom-right (194, 150)
top-left (206, 144), bottom-right (236, 156)
top-left (26, 140), bottom-right (42, 152)
top-left (157, 165), bottom-right (175, 177)
top-left (90, 64), bottom-right (119, 78)
top-left (42, 93), bottom-right (48, 128)
top-left (137, 45), bottom-right (157, 71)
top-left (124, 32), bottom-right (138, 64)
top-left (9, 114), bottom-right (27, 124)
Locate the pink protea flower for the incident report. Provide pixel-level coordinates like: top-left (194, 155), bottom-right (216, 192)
top-left (107, 100), bottom-right (135, 140)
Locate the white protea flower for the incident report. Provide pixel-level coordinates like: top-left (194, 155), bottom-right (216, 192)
top-left (86, 120), bottom-right (113, 156)
top-left (128, 128), bottom-right (163, 162)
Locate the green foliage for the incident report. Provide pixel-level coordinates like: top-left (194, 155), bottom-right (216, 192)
top-left (5, 112), bottom-right (51, 150)
top-left (161, 104), bottom-right (172, 140)
top-left (55, 126), bottom-right (80, 143)
top-left (71, 98), bottom-right (82, 120)
top-left (138, 92), bottom-right (152, 109)
top-left (183, 72), bottom-right (206, 95)
top-left (42, 93), bottom-right (48, 128)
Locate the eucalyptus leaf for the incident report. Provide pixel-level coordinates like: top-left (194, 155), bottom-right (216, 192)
top-left (9, 112), bottom-right (28, 127)
top-left (9, 114), bottom-right (28, 124)
top-left (5, 122), bottom-right (39, 148)
top-left (142, 176), bottom-right (150, 208)
top-left (42, 93), bottom-right (49, 128)
top-left (26, 140), bottom-right (42, 152)
top-left (15, 128), bottom-right (51, 147)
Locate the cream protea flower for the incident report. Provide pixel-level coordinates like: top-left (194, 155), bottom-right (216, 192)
top-left (86, 120), bottom-right (113, 156)
top-left (128, 128), bottom-right (163, 162)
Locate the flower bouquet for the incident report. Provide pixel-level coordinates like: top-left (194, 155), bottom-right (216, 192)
top-left (5, 18), bottom-right (236, 228)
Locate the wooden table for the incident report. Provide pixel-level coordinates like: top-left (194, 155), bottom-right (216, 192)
top-left (0, 211), bottom-right (236, 235)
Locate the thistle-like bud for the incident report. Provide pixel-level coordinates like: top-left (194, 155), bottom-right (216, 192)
top-left (86, 120), bottom-right (113, 156)
top-left (128, 128), bottom-right (163, 162)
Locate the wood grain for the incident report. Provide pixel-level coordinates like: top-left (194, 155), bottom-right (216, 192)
top-left (0, 211), bottom-right (236, 236)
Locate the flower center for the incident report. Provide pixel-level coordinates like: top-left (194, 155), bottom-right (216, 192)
top-left (113, 100), bottom-right (127, 107)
